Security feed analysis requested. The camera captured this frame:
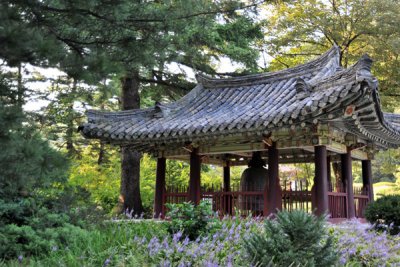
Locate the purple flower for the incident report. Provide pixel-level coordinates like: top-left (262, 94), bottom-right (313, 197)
top-left (177, 245), bottom-right (184, 253)
top-left (102, 258), bottom-right (111, 267)
top-left (182, 236), bottom-right (189, 246)
top-left (17, 255), bottom-right (23, 263)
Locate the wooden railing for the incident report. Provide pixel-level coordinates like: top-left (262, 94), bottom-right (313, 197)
top-left (164, 183), bottom-right (370, 219)
top-left (354, 186), bottom-right (370, 218)
top-left (328, 191), bottom-right (347, 218)
top-left (165, 184), bottom-right (265, 217)
top-left (327, 182), bottom-right (347, 218)
top-left (282, 180), bottom-right (312, 212)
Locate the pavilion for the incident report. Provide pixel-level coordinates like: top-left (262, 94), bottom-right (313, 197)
top-left (80, 46), bottom-right (400, 219)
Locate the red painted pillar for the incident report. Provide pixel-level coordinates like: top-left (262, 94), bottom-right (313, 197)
top-left (223, 161), bottom-right (231, 215)
top-left (341, 150), bottom-right (355, 218)
top-left (266, 143), bottom-right (282, 216)
top-left (188, 148), bottom-right (201, 205)
top-left (362, 160), bottom-right (374, 202)
top-left (154, 157), bottom-right (166, 218)
top-left (314, 145), bottom-right (329, 216)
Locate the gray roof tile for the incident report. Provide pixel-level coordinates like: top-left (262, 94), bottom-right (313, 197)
top-left (80, 46), bottom-right (400, 149)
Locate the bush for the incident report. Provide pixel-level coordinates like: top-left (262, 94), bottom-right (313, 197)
top-left (244, 210), bottom-right (338, 266)
top-left (166, 201), bottom-right (216, 240)
top-left (365, 195), bottom-right (400, 235)
top-left (0, 199), bottom-right (87, 259)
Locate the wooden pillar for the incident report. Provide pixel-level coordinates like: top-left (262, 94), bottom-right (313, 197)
top-left (341, 150), bottom-right (355, 218)
top-left (188, 148), bottom-right (201, 205)
top-left (314, 145), bottom-right (329, 216)
top-left (223, 161), bottom-right (231, 215)
top-left (154, 157), bottom-right (166, 218)
top-left (362, 160), bottom-right (374, 202)
top-left (266, 143), bottom-right (282, 216)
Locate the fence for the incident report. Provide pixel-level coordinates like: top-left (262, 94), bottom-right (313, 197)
top-left (354, 186), bottom-right (370, 218)
top-left (164, 182), bottom-right (370, 218)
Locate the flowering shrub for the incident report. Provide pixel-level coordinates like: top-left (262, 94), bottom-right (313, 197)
top-left (166, 201), bottom-right (216, 240)
top-left (333, 220), bottom-right (400, 266)
top-left (4, 216), bottom-right (400, 266)
top-left (131, 217), bottom-right (262, 266)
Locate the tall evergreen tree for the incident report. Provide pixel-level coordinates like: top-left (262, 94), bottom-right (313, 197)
top-left (2, 0), bottom-right (265, 214)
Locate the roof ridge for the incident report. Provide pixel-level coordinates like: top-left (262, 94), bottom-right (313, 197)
top-left (86, 107), bottom-right (155, 122)
top-left (196, 45), bottom-right (341, 88)
top-left (309, 53), bottom-right (375, 91)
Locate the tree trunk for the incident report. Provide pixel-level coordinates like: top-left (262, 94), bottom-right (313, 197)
top-left (332, 162), bottom-right (343, 192)
top-left (17, 63), bottom-right (23, 109)
top-left (66, 78), bottom-right (77, 157)
top-left (97, 141), bottom-right (105, 165)
top-left (119, 71), bottom-right (144, 215)
top-left (97, 103), bottom-right (106, 165)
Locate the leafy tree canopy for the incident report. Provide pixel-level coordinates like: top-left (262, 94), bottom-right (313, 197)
top-left (263, 0), bottom-right (400, 110)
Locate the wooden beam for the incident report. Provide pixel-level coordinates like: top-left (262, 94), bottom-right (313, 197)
top-left (351, 149), bottom-right (368, 160)
top-left (326, 141), bottom-right (368, 160)
top-left (199, 142), bottom-right (266, 155)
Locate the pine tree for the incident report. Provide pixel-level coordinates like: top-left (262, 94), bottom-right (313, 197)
top-left (2, 0), bottom-right (265, 214)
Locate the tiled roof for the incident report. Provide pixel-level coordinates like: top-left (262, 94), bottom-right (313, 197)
top-left (80, 46), bottom-right (400, 150)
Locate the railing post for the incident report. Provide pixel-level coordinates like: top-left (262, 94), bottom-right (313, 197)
top-left (188, 148), bottom-right (201, 205)
top-left (341, 149), bottom-right (355, 218)
top-left (154, 156), bottom-right (166, 218)
top-left (314, 145), bottom-right (329, 216)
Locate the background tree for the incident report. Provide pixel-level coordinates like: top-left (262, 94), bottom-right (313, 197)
top-left (23, 0), bottom-right (264, 214)
top-left (263, 0), bottom-right (400, 109)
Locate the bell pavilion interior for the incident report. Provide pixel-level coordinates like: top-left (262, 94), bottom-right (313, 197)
top-left (80, 46), bottom-right (400, 220)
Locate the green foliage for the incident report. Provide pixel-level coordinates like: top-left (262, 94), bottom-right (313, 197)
top-left (69, 145), bottom-right (121, 213)
top-left (0, 197), bottom-right (87, 260)
top-left (166, 201), bottom-right (215, 240)
top-left (365, 195), bottom-right (400, 235)
top-left (372, 149), bottom-right (400, 183)
top-left (244, 210), bottom-right (338, 267)
top-left (2, 221), bottom-right (168, 266)
top-left (69, 146), bottom-right (231, 216)
top-left (0, 73), bottom-right (93, 260)
top-left (263, 0), bottom-right (400, 110)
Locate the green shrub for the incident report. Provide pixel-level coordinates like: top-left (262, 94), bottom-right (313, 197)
top-left (244, 210), bottom-right (338, 267)
top-left (166, 201), bottom-right (215, 240)
top-left (365, 195), bottom-right (400, 235)
top-left (0, 197), bottom-right (89, 260)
